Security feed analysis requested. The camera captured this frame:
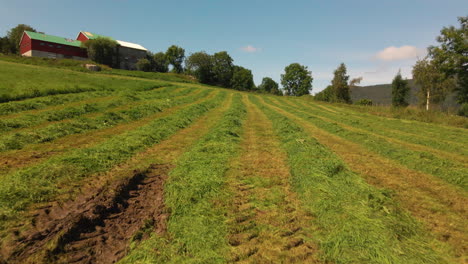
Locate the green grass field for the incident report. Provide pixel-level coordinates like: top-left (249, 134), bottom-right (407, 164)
top-left (0, 58), bottom-right (466, 264)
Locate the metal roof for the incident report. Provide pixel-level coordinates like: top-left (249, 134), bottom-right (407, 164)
top-left (80, 31), bottom-right (115, 40)
top-left (25, 31), bottom-right (83, 48)
top-left (80, 31), bottom-right (147, 51)
top-left (116, 40), bottom-right (147, 51)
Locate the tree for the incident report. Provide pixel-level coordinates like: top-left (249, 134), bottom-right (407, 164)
top-left (281, 63), bottom-right (313, 96)
top-left (314, 85), bottom-right (333, 102)
top-left (231, 66), bottom-right (255, 91)
top-left (153, 52), bottom-right (169, 73)
top-left (7, 24), bottom-right (37, 54)
top-left (185, 51), bottom-right (214, 84)
top-left (331, 63), bottom-right (351, 103)
top-left (136, 58), bottom-right (152, 72)
top-left (412, 58), bottom-right (456, 111)
top-left (391, 71), bottom-right (410, 107)
top-left (0, 37), bottom-right (13, 54)
top-left (81, 37), bottom-right (118, 67)
top-left (428, 16), bottom-right (468, 104)
top-left (166, 45), bottom-right (185, 73)
top-left (212, 51), bottom-right (234, 87)
top-left (258, 77), bottom-right (282, 95)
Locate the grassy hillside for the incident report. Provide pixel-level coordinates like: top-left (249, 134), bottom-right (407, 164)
top-left (0, 59), bottom-right (466, 263)
top-left (351, 79), bottom-right (460, 109)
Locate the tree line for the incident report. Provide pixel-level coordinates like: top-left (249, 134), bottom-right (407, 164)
top-left (314, 16), bottom-right (467, 116)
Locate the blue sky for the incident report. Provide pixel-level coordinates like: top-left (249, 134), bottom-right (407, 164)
top-left (1, 0), bottom-right (466, 92)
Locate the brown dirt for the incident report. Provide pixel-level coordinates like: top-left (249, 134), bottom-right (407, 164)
top-left (261, 96), bottom-right (468, 262)
top-left (3, 164), bottom-right (171, 264)
top-left (225, 95), bottom-right (320, 263)
top-left (0, 92), bottom-right (234, 264)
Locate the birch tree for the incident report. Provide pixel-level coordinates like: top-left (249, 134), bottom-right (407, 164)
top-left (412, 58), bottom-right (455, 110)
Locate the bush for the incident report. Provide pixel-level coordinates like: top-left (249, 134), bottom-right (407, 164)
top-left (355, 99), bottom-right (373, 106)
top-left (136, 58), bottom-right (151, 72)
top-left (458, 103), bottom-right (468, 117)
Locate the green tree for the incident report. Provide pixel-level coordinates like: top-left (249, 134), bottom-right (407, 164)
top-left (391, 71), bottom-right (410, 107)
top-left (136, 58), bottom-right (152, 72)
top-left (331, 63), bottom-right (351, 103)
top-left (314, 85), bottom-right (333, 102)
top-left (81, 37), bottom-right (118, 67)
top-left (212, 51), bottom-right (234, 87)
top-left (166, 45), bottom-right (185, 73)
top-left (0, 37), bottom-right (13, 54)
top-left (281, 63), bottom-right (313, 96)
top-left (258, 77), bottom-right (282, 95)
top-left (7, 24), bottom-right (37, 54)
top-left (429, 16), bottom-right (468, 104)
top-left (153, 52), bottom-right (169, 73)
top-left (231, 66), bottom-right (255, 91)
top-left (185, 51), bottom-right (214, 84)
top-left (412, 58), bottom-right (456, 111)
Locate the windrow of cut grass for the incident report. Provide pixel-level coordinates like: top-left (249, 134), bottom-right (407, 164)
top-left (0, 60), bottom-right (170, 102)
top-left (0, 90), bottom-right (116, 116)
top-left (251, 95), bottom-right (450, 264)
top-left (289, 99), bottom-right (468, 156)
top-left (299, 98), bottom-right (468, 144)
top-left (120, 94), bottom-right (246, 263)
top-left (267, 97), bottom-right (468, 190)
top-left (0, 88), bottom-right (207, 152)
top-left (0, 88), bottom-right (214, 176)
top-left (0, 90), bottom-right (226, 233)
top-left (0, 86), bottom-right (190, 133)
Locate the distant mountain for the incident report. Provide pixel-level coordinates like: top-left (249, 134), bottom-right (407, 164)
top-left (350, 79), bottom-right (459, 109)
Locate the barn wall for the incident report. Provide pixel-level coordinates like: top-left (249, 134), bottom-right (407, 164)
top-left (19, 33), bottom-right (32, 55)
top-left (30, 50), bottom-right (87, 60)
top-left (31, 40), bottom-right (88, 58)
top-left (118, 46), bottom-right (147, 70)
top-left (77, 33), bottom-right (89, 42)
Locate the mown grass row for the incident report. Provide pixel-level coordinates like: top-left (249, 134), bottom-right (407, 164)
top-left (291, 99), bottom-right (468, 154)
top-left (296, 99), bottom-right (468, 144)
top-left (120, 94), bottom-right (246, 264)
top-left (0, 91), bottom-right (227, 233)
top-left (267, 97), bottom-right (468, 190)
top-left (0, 86), bottom-right (189, 133)
top-left (0, 88), bottom-right (207, 152)
top-left (251, 95), bottom-right (450, 264)
top-left (0, 60), bottom-right (168, 102)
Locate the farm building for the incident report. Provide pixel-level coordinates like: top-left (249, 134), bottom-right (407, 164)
top-left (77, 31), bottom-right (148, 70)
top-left (19, 31), bottom-right (88, 60)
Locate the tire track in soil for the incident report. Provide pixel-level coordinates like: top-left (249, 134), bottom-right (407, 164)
top-left (1, 93), bottom-right (234, 264)
top-left (225, 96), bottom-right (320, 263)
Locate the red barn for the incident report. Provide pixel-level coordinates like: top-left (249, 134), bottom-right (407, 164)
top-left (20, 31), bottom-right (88, 60)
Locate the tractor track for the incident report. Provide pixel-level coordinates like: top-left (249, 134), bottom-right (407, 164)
top-left (3, 164), bottom-right (171, 264)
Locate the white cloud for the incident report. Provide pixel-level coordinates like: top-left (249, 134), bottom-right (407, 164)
top-left (375, 45), bottom-right (424, 61)
top-left (241, 45), bottom-right (261, 53)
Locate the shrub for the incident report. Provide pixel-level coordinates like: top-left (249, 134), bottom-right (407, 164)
top-left (136, 58), bottom-right (151, 72)
top-left (458, 103), bottom-right (468, 117)
top-left (355, 99), bottom-right (373, 106)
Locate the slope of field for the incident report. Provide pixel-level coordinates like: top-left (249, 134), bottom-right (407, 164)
top-left (0, 60), bottom-right (466, 264)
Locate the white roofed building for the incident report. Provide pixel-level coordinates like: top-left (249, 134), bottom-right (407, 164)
top-left (77, 31), bottom-right (148, 70)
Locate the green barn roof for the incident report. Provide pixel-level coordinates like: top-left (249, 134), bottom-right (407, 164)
top-left (80, 31), bottom-right (115, 40)
top-left (25, 31), bottom-right (83, 48)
